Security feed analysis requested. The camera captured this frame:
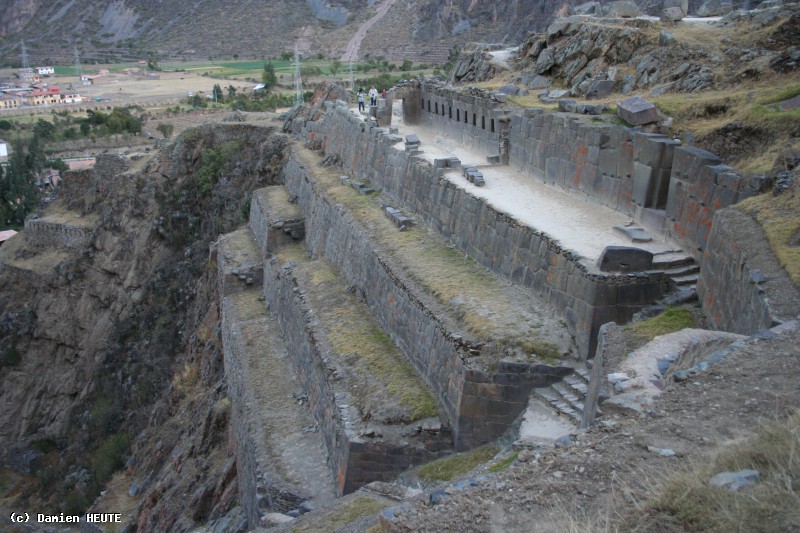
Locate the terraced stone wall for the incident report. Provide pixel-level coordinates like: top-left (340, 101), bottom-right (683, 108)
top-left (697, 207), bottom-right (800, 334)
top-left (23, 220), bottom-right (91, 249)
top-left (284, 152), bottom-right (618, 449)
top-left (302, 104), bottom-right (664, 358)
top-left (261, 254), bottom-right (444, 491)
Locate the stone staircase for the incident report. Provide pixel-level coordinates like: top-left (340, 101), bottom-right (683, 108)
top-left (532, 365), bottom-right (607, 425)
top-left (651, 250), bottom-right (700, 295)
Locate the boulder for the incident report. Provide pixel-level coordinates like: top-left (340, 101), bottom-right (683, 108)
top-left (696, 0), bottom-right (728, 16)
top-left (618, 95), bottom-right (660, 125)
top-left (535, 49), bottom-right (555, 74)
top-left (606, 1), bottom-right (641, 18)
top-left (528, 75), bottom-right (553, 89)
top-left (499, 84), bottom-right (520, 95)
top-left (662, 0), bottom-right (689, 15)
top-left (710, 470), bottom-right (760, 491)
top-left (586, 79), bottom-right (616, 99)
top-left (661, 6), bottom-right (685, 22)
top-left (659, 30), bottom-right (676, 46)
top-left (526, 39), bottom-right (546, 60)
top-left (572, 2), bottom-right (600, 15)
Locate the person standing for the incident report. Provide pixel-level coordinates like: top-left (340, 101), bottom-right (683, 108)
top-left (381, 88), bottom-right (387, 99)
top-left (369, 86), bottom-right (378, 106)
top-left (357, 88), bottom-right (365, 112)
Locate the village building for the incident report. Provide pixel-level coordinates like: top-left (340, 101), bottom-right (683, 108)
top-left (0, 94), bottom-right (21, 110)
top-left (26, 86), bottom-right (61, 106)
top-left (18, 68), bottom-right (40, 84)
top-left (36, 66), bottom-right (55, 75)
top-left (0, 139), bottom-right (8, 159)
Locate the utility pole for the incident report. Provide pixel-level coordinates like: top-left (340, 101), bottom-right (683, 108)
top-left (293, 43), bottom-right (303, 108)
top-left (20, 40), bottom-right (29, 69)
top-left (349, 59), bottom-right (354, 104)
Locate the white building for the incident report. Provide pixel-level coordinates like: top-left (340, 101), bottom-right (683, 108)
top-left (36, 66), bottom-right (55, 75)
top-left (0, 139), bottom-right (8, 159)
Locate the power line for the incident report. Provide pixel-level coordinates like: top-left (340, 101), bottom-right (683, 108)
top-left (293, 43), bottom-right (303, 108)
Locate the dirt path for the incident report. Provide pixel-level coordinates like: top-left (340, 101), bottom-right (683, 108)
top-left (340, 0), bottom-right (398, 62)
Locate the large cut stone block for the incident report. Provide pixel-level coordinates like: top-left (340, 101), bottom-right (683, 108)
top-left (671, 146), bottom-right (722, 182)
top-left (618, 96), bottom-right (660, 126)
top-left (597, 246), bottom-right (654, 272)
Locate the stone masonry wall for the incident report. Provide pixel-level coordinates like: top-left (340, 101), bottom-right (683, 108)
top-left (505, 109), bottom-right (766, 260)
top-left (285, 153), bottom-right (595, 449)
top-left (260, 254), bottom-right (353, 494)
top-left (23, 220), bottom-right (91, 249)
top-left (301, 103), bottom-right (664, 358)
top-left (417, 81), bottom-right (504, 157)
top-left (697, 207), bottom-right (800, 334)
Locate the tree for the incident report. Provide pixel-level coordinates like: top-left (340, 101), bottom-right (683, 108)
top-left (227, 85), bottom-right (237, 98)
top-left (1, 139), bottom-right (40, 227)
top-left (156, 123), bottom-right (174, 139)
top-left (212, 84), bottom-right (223, 102)
top-left (280, 51), bottom-right (292, 61)
top-left (330, 59), bottom-right (341, 77)
top-left (400, 59), bottom-right (413, 72)
top-left (33, 119), bottom-right (56, 141)
top-left (262, 61), bottom-right (277, 89)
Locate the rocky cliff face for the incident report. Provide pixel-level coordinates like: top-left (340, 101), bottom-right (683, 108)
top-left (0, 123), bottom-right (288, 526)
top-left (0, 0), bottom-right (38, 37)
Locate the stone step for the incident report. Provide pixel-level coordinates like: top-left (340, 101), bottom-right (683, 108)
top-left (659, 264), bottom-right (700, 278)
top-left (533, 387), bottom-right (581, 422)
top-left (672, 273), bottom-right (699, 286)
top-left (563, 375), bottom-right (589, 395)
top-left (651, 251), bottom-right (695, 270)
top-left (552, 382), bottom-right (584, 410)
top-left (264, 243), bottom-right (451, 495)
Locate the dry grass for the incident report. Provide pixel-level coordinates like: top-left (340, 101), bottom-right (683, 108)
top-left (738, 180), bottom-right (800, 284)
top-left (275, 245), bottom-right (438, 421)
top-left (640, 410), bottom-right (800, 532)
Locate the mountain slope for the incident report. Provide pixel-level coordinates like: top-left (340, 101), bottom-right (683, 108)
top-left (0, 0), bottom-right (571, 66)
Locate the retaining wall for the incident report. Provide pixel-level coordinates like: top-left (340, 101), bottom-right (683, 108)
top-left (697, 207), bottom-right (800, 334)
top-left (299, 103), bottom-right (665, 358)
top-left (23, 220), bottom-right (91, 249)
top-left (284, 153), bottom-right (586, 449)
top-left (261, 253), bottom-right (446, 491)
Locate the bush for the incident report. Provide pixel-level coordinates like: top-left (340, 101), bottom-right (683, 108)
top-left (1, 346), bottom-right (22, 366)
top-left (91, 433), bottom-right (130, 485)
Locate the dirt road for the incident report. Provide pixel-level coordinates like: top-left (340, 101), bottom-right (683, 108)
top-left (340, 0), bottom-right (398, 62)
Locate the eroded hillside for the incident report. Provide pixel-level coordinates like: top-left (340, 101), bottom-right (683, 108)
top-left (0, 122), bottom-right (287, 526)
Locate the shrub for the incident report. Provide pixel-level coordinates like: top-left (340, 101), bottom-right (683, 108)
top-left (91, 433), bottom-right (130, 485)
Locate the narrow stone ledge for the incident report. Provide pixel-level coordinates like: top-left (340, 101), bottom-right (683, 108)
top-left (218, 230), bottom-right (335, 526)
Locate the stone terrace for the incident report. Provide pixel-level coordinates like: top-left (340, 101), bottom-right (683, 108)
top-left (218, 229), bottom-right (335, 525)
top-left (284, 145), bottom-right (576, 450)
